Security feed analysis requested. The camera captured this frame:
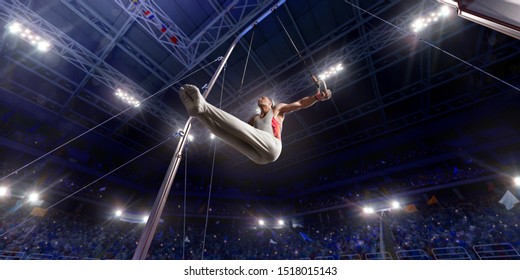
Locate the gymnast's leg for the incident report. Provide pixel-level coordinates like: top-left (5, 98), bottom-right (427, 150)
top-left (179, 84), bottom-right (281, 164)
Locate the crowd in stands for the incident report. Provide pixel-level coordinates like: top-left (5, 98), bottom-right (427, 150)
top-left (1, 188), bottom-right (519, 260)
top-left (303, 145), bottom-right (454, 188)
top-left (388, 192), bottom-right (520, 256)
top-left (0, 122), bottom-right (497, 219)
top-left (0, 153), bottom-right (498, 224)
top-left (293, 160), bottom-right (492, 212)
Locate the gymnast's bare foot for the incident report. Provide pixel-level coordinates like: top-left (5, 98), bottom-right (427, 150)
top-left (179, 84), bottom-right (206, 116)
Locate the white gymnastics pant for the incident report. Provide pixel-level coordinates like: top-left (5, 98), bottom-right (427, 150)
top-left (179, 85), bottom-right (282, 165)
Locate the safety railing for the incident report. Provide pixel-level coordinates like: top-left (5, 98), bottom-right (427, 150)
top-left (365, 252), bottom-right (392, 260)
top-left (339, 254), bottom-right (362, 260)
top-left (473, 243), bottom-right (520, 260)
top-left (316, 256), bottom-right (334, 260)
top-left (0, 250), bottom-right (25, 260)
top-left (56, 255), bottom-right (80, 260)
top-left (25, 253), bottom-right (54, 260)
top-left (396, 249), bottom-right (430, 260)
top-left (2, 243), bottom-right (519, 260)
top-left (432, 246), bottom-right (472, 260)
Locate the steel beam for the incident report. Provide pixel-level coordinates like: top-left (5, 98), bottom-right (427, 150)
top-left (0, 0), bottom-right (184, 130)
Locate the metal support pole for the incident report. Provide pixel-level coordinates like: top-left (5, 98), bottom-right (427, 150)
top-left (379, 211), bottom-right (385, 254)
top-left (132, 0), bottom-right (286, 260)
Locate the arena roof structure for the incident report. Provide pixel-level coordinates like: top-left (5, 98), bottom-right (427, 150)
top-left (0, 0), bottom-right (519, 208)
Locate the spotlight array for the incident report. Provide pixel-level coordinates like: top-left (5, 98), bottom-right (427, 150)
top-left (0, 186), bottom-right (8, 197)
top-left (28, 192), bottom-right (39, 202)
top-left (514, 176), bottom-right (520, 187)
top-left (318, 63), bottom-right (344, 81)
top-left (410, 6), bottom-right (451, 33)
top-left (114, 88), bottom-right (140, 107)
top-left (7, 21), bottom-right (51, 52)
top-left (256, 218), bottom-right (286, 228)
top-left (364, 200), bottom-right (402, 214)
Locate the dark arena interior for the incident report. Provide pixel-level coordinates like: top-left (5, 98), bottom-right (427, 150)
top-left (0, 0), bottom-right (520, 261)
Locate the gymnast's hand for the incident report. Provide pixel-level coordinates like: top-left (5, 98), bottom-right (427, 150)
top-left (314, 88), bottom-right (332, 101)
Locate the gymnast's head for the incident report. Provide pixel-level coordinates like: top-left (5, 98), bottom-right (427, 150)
top-left (257, 96), bottom-right (274, 109)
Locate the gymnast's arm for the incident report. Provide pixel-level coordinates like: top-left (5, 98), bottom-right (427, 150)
top-left (277, 89), bottom-right (331, 114)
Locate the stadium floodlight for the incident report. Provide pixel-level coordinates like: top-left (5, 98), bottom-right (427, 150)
top-left (188, 134), bottom-right (194, 142)
top-left (411, 5), bottom-right (451, 33)
top-left (318, 63), bottom-right (344, 81)
top-left (514, 176), bottom-right (520, 187)
top-left (36, 41), bottom-right (51, 52)
top-left (142, 215), bottom-right (149, 223)
top-left (392, 201), bottom-right (401, 209)
top-left (363, 207), bottom-right (375, 214)
top-left (258, 219), bottom-right (265, 226)
top-left (210, 133), bottom-right (215, 140)
top-left (114, 88), bottom-right (140, 107)
top-left (440, 5), bottom-right (450, 17)
top-left (411, 18), bottom-right (427, 32)
top-left (7, 21), bottom-right (52, 52)
top-left (0, 186), bottom-right (8, 197)
top-left (28, 192), bottom-right (39, 202)
top-left (115, 210), bottom-right (123, 217)
top-left (278, 219), bottom-right (284, 226)
top-left (8, 22), bottom-right (22, 34)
